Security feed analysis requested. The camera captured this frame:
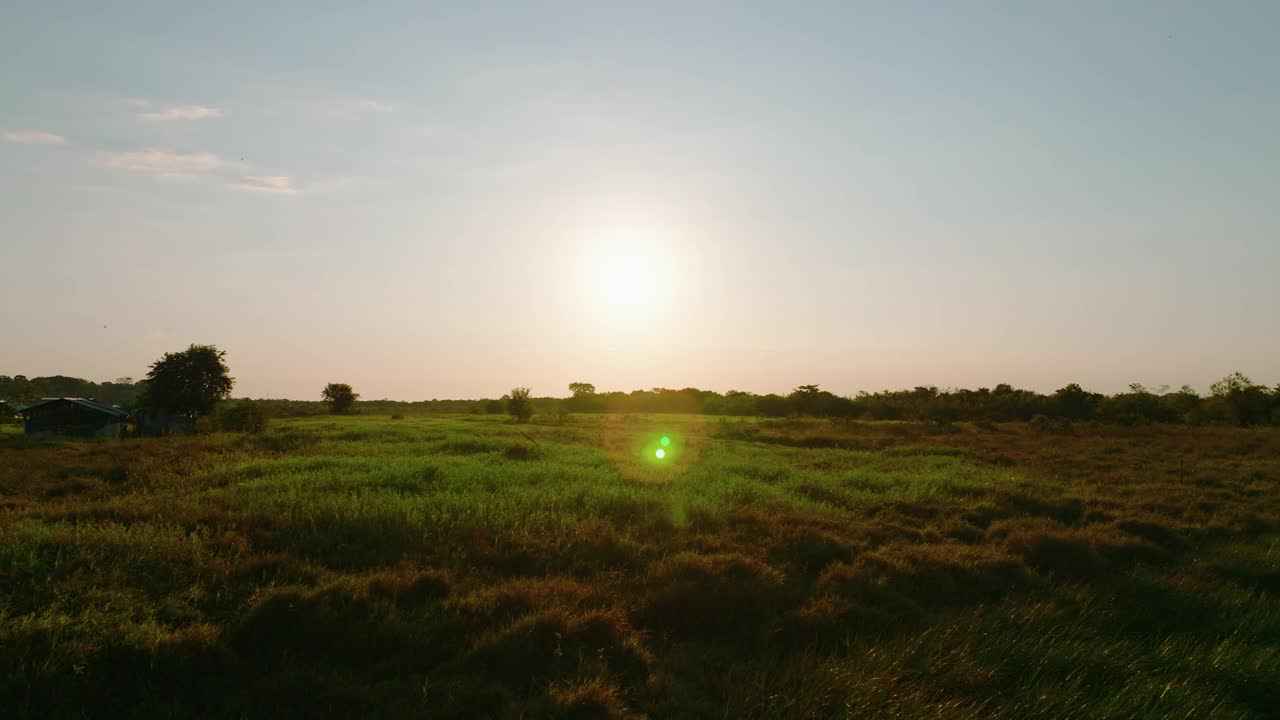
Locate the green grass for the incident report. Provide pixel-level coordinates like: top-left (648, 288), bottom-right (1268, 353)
top-left (2, 414), bottom-right (1278, 718)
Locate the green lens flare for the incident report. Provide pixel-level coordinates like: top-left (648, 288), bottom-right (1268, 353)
top-left (660, 436), bottom-right (671, 447)
top-left (655, 448), bottom-right (666, 459)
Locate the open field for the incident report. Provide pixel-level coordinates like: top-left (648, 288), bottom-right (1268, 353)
top-left (2, 414), bottom-right (1279, 719)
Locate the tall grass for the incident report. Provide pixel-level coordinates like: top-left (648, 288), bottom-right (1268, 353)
top-left (1, 415), bottom-right (1277, 718)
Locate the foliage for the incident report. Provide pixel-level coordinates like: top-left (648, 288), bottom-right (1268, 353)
top-left (138, 345), bottom-right (234, 418)
top-left (1209, 371), bottom-right (1272, 426)
top-left (219, 399), bottom-right (269, 434)
top-left (0, 374), bottom-right (142, 407)
top-left (506, 387), bottom-right (533, 422)
top-left (567, 382), bottom-right (602, 413)
top-left (1053, 383), bottom-right (1099, 420)
top-left (8, 372), bottom-right (1278, 427)
top-left (321, 383), bottom-right (360, 415)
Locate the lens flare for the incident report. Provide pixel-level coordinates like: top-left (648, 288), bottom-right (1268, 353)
top-left (655, 448), bottom-right (666, 459)
top-left (660, 436), bottom-right (671, 447)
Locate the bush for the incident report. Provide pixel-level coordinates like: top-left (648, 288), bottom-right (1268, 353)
top-left (221, 400), bottom-right (268, 434)
top-left (506, 387), bottom-right (533, 423)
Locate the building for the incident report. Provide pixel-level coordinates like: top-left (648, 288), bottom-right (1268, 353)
top-left (0, 400), bottom-right (25, 427)
top-left (20, 398), bottom-right (130, 437)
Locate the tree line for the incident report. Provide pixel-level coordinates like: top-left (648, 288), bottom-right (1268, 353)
top-left (546, 375), bottom-right (1280, 427)
top-left (0, 375), bottom-right (141, 406)
top-left (5, 353), bottom-right (1279, 428)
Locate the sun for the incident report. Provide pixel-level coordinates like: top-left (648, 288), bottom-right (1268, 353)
top-left (586, 227), bottom-right (670, 316)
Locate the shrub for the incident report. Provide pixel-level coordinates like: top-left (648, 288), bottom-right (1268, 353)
top-left (220, 400), bottom-right (268, 434)
top-left (506, 387), bottom-right (533, 422)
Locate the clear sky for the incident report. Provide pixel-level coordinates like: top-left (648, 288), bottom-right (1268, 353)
top-left (2, 1), bottom-right (1277, 400)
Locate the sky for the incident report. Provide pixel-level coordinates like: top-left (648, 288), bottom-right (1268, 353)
top-left (2, 1), bottom-right (1278, 400)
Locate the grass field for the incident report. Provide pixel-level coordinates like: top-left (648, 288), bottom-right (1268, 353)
top-left (2, 414), bottom-right (1279, 719)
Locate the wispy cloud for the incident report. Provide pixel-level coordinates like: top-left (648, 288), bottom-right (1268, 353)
top-left (231, 175), bottom-right (298, 195)
top-left (96, 148), bottom-right (226, 179)
top-left (129, 99), bottom-right (224, 121)
top-left (1, 129), bottom-right (68, 145)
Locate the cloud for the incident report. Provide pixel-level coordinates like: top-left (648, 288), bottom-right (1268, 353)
top-left (95, 148), bottom-right (226, 179)
top-left (231, 175), bottom-right (298, 195)
top-left (1, 129), bottom-right (67, 145)
top-left (129, 99), bottom-right (224, 121)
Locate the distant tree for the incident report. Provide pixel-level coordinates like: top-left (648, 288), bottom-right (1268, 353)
top-left (484, 399), bottom-right (505, 414)
top-left (506, 387), bottom-right (533, 422)
top-left (1053, 383), bottom-right (1098, 420)
top-left (567, 381), bottom-right (599, 413)
top-left (788, 384), bottom-right (822, 416)
top-left (140, 345), bottom-right (234, 418)
top-left (1165, 384), bottom-right (1203, 423)
top-left (788, 384), bottom-right (856, 417)
top-left (756, 393), bottom-right (790, 417)
top-left (2, 375), bottom-right (40, 404)
top-left (1210, 372), bottom-right (1270, 426)
top-left (322, 383), bottom-right (359, 414)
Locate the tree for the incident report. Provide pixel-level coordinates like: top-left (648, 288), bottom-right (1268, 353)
top-left (567, 381), bottom-right (599, 413)
top-left (1210, 372), bottom-right (1270, 426)
top-left (789, 384), bottom-right (854, 417)
top-left (756, 393), bottom-right (790, 417)
top-left (1, 375), bottom-right (39, 404)
top-left (140, 344), bottom-right (234, 418)
top-left (506, 387), bottom-right (533, 422)
top-left (1053, 383), bottom-right (1097, 420)
top-left (322, 383), bottom-right (359, 414)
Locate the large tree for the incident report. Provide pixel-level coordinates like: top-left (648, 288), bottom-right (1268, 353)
top-left (140, 344), bottom-right (234, 417)
top-left (322, 383), bottom-right (359, 414)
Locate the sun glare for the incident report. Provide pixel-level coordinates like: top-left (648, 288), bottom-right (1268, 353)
top-left (586, 226), bottom-right (671, 318)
